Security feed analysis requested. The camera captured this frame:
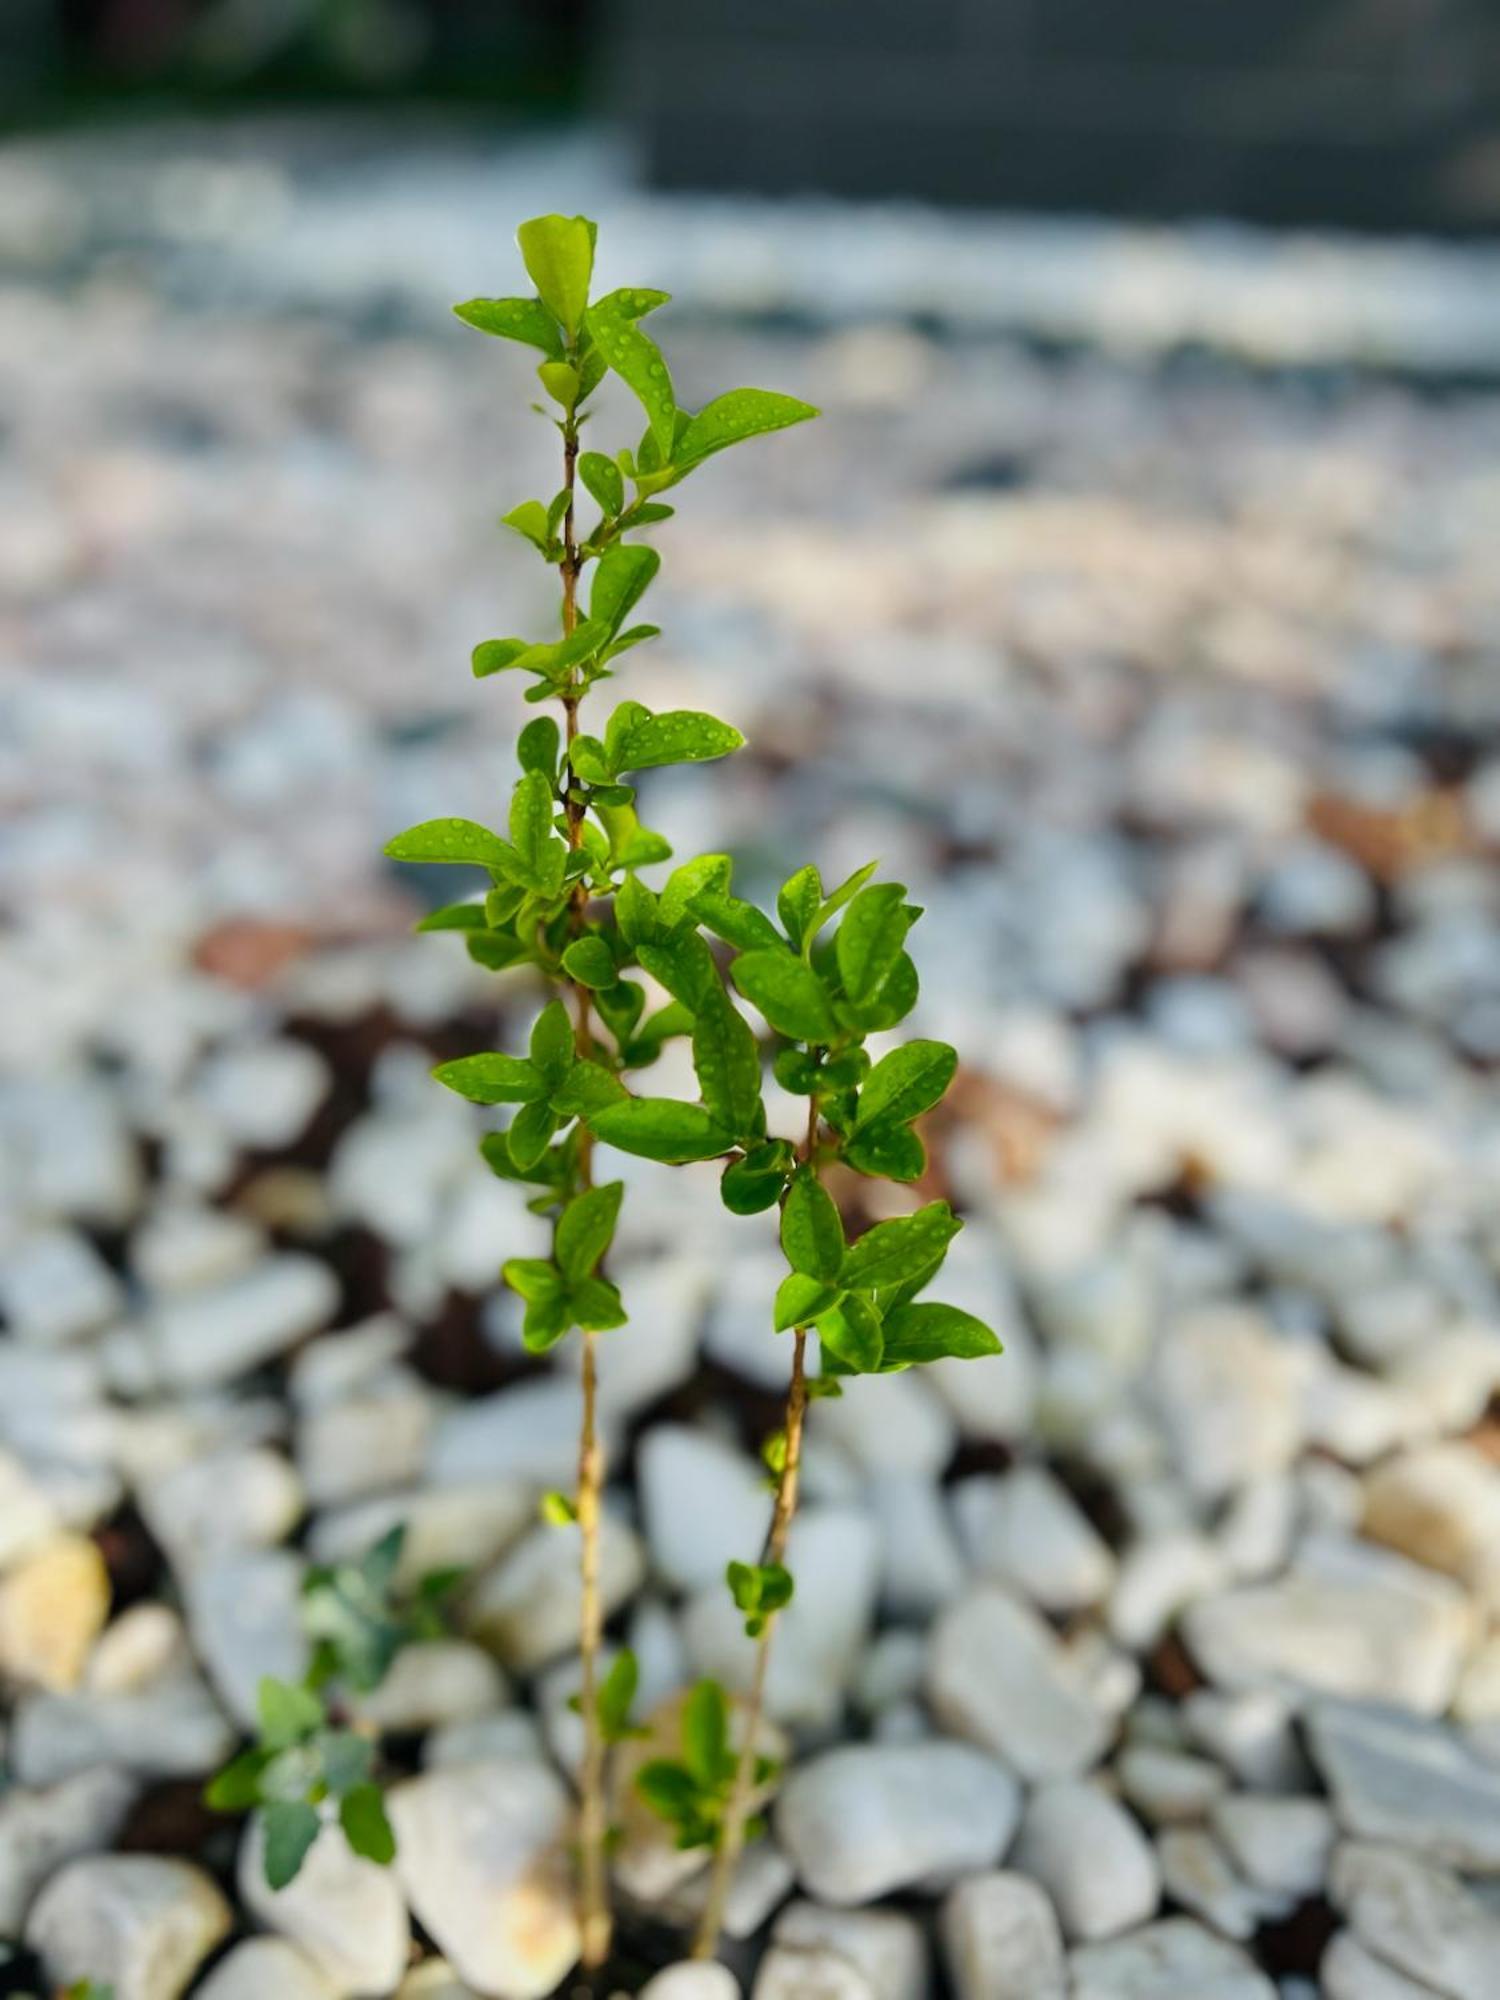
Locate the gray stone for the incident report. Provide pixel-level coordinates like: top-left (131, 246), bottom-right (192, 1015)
top-left (953, 1465), bottom-right (1115, 1612)
top-left (775, 1740), bottom-right (1019, 1905)
top-left (465, 1515), bottom-right (645, 1673)
top-left (940, 1869), bottom-right (1067, 2000)
top-left (0, 1765), bottom-right (138, 1931)
top-left (305, 1478), bottom-right (533, 1583)
top-left (1328, 1839), bottom-right (1500, 1998)
top-left (1321, 1931), bottom-right (1447, 2000)
top-left (928, 1586), bottom-right (1113, 1781)
top-left (1014, 1779), bottom-right (1160, 1942)
top-left (26, 1855), bottom-right (231, 2000)
top-left (643, 1966), bottom-right (742, 2000)
top-left (194, 1938), bottom-right (339, 1999)
top-left (1155, 1828), bottom-right (1266, 1940)
top-left (11, 1672), bottom-right (235, 1786)
top-left (0, 1228), bottom-right (121, 1345)
top-left (1308, 1701), bottom-right (1500, 1872)
top-left (638, 1424), bottom-right (770, 1592)
top-left (1069, 1917), bottom-right (1276, 1999)
top-left (185, 1547), bottom-right (308, 1727)
top-left (355, 1640), bottom-right (508, 1733)
top-left (145, 1255), bottom-right (339, 1388)
top-left (771, 1902), bottom-right (927, 2000)
top-left (1117, 1746), bottom-right (1228, 1825)
top-left (138, 1445), bottom-right (303, 1573)
top-left (1210, 1795), bottom-right (1334, 1899)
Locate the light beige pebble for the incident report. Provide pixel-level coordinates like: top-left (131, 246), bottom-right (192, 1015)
top-left (240, 1814), bottom-right (411, 1994)
top-left (0, 1533), bottom-right (111, 1690)
top-left (194, 1937), bottom-right (339, 1999)
top-left (85, 1603), bottom-right (191, 1695)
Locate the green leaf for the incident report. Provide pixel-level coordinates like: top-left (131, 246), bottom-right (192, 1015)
top-left (472, 637), bottom-right (531, 679)
top-left (552, 1060), bottom-right (628, 1117)
top-left (591, 544), bottom-right (661, 637)
top-left (571, 1275), bottom-right (628, 1331)
top-left (732, 950), bottom-right (838, 1044)
top-left (727, 1559), bottom-right (794, 1638)
top-left (518, 716), bottom-right (561, 777)
top-left (840, 949), bottom-right (919, 1033)
top-left (589, 1098), bottom-right (732, 1164)
top-left (256, 1677), bottom-right (324, 1750)
top-left (537, 360), bottom-right (580, 410)
top-left (530, 998), bottom-right (577, 1083)
top-left (339, 1783), bottom-right (396, 1866)
top-left (502, 500), bottom-right (553, 554)
top-left (855, 1039), bottom-right (958, 1132)
top-left (597, 1649), bottom-right (640, 1742)
top-left (816, 1293), bottom-right (884, 1373)
top-left (721, 1138), bottom-right (796, 1215)
top-left (204, 1746), bottom-right (271, 1812)
top-left (637, 929), bottom-right (719, 1012)
top-left (841, 1202), bottom-right (962, 1292)
top-left (414, 901), bottom-right (487, 933)
top-left (516, 213), bottom-right (595, 336)
top-left (780, 1167), bottom-right (845, 1281)
top-left (540, 1489), bottom-right (577, 1526)
top-left (613, 873), bottom-right (659, 946)
top-left (613, 709), bottom-right (744, 773)
top-left (836, 883), bottom-right (913, 1005)
top-left (521, 1292), bottom-right (573, 1353)
top-left (774, 1270), bottom-right (842, 1332)
top-left (509, 1100), bottom-right (560, 1172)
top-left (262, 1800), bottom-right (321, 1892)
top-left (778, 864), bottom-right (822, 950)
top-left (689, 889), bottom-right (784, 954)
top-left (384, 818), bottom-right (514, 871)
top-left (673, 388), bottom-right (819, 472)
top-left (587, 288), bottom-right (676, 454)
top-left (453, 295), bottom-right (565, 358)
top-left (635, 1758), bottom-right (700, 1822)
top-left (879, 1301), bottom-right (1003, 1368)
top-left (556, 1181), bottom-right (623, 1283)
top-left (431, 1053), bottom-right (545, 1106)
top-left (510, 770), bottom-right (565, 895)
top-left (661, 853), bottom-right (733, 928)
top-left (691, 982), bottom-right (763, 1139)
top-left (843, 1123), bottom-right (927, 1183)
top-left (579, 451), bottom-right (624, 517)
top-left (561, 936), bottom-right (618, 989)
top-left (682, 1679), bottom-right (734, 1788)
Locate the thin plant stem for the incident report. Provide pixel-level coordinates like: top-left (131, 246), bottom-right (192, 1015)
top-left (557, 405), bottom-right (611, 1973)
top-left (691, 1097), bottom-right (820, 1959)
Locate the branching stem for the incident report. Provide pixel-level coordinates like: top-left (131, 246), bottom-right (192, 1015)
top-left (558, 405), bottom-right (611, 1973)
top-left (691, 1094), bottom-right (821, 1959)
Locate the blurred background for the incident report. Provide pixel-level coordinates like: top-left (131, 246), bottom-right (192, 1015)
top-left (3, 8), bottom-right (1500, 1995)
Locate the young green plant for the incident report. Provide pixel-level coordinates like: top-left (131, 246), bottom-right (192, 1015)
top-left (385, 213), bottom-right (819, 1971)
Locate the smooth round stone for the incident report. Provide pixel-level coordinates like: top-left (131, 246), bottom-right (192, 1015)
top-left (195, 1938), bottom-right (338, 1999)
top-left (1013, 1780), bottom-right (1160, 1943)
top-left (642, 1966), bottom-right (741, 2000)
top-left (240, 1815), bottom-right (410, 1994)
top-left (1070, 1917), bottom-right (1275, 2000)
top-left (26, 1855), bottom-right (231, 2000)
top-left (1117, 1745), bottom-right (1229, 1826)
top-left (138, 1446), bottom-right (303, 1573)
top-left (1210, 1795), bottom-right (1334, 1900)
top-left (0, 1765), bottom-right (139, 1932)
top-left (637, 1424), bottom-right (771, 1593)
top-left (940, 1870), bottom-right (1066, 2000)
top-left (1328, 1839), bottom-right (1500, 1996)
top-left (775, 1740), bottom-right (1020, 1905)
top-left (771, 1902), bottom-right (926, 2000)
top-left (927, 1587), bottom-right (1112, 1782)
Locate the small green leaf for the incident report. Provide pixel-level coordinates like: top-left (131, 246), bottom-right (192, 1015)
top-left (726, 1559), bottom-right (794, 1638)
top-left (591, 544), bottom-right (661, 637)
top-left (556, 1181), bottom-right (624, 1283)
top-left (589, 1098), bottom-right (732, 1164)
top-left (339, 1783), bottom-right (396, 1867)
top-left (414, 901), bottom-right (487, 933)
top-left (780, 1167), bottom-right (845, 1281)
top-left (879, 1301), bottom-right (1003, 1368)
top-left (530, 998), bottom-right (577, 1082)
top-left (842, 1123), bottom-right (927, 1183)
top-left (816, 1293), bottom-right (884, 1373)
top-left (552, 1060), bottom-right (629, 1116)
top-left (384, 818), bottom-right (514, 871)
top-left (502, 499), bottom-right (553, 554)
top-left (454, 295), bottom-right (565, 358)
top-left (836, 883), bottom-right (913, 1005)
top-left (472, 637), bottom-right (531, 679)
top-left (510, 770), bottom-right (566, 895)
top-left (691, 982), bottom-right (763, 1139)
top-left (731, 950), bottom-right (838, 1044)
top-left (561, 936), bottom-right (618, 989)
top-left (721, 1138), bottom-right (796, 1216)
top-left (587, 288), bottom-right (676, 454)
top-left (262, 1800), bottom-right (322, 1892)
top-left (540, 1489), bottom-right (577, 1526)
top-left (256, 1677), bottom-right (324, 1750)
top-left (580, 451), bottom-right (624, 517)
top-left (205, 1746), bottom-right (271, 1812)
top-left (613, 709), bottom-right (744, 773)
top-left (682, 1679), bottom-right (734, 1789)
top-left (431, 1053), bottom-right (545, 1106)
top-left (516, 212), bottom-right (595, 336)
top-left (841, 1202), bottom-right (962, 1292)
top-left (518, 716), bottom-right (561, 777)
top-left (537, 360), bottom-right (580, 410)
top-left (597, 1649), bottom-right (640, 1741)
top-left (571, 1275), bottom-right (628, 1331)
top-left (673, 388), bottom-right (819, 472)
top-left (689, 889), bottom-right (784, 954)
top-left (855, 1040), bottom-right (958, 1132)
top-left (661, 853), bottom-right (733, 927)
top-left (635, 1758), bottom-right (700, 1822)
top-left (637, 929), bottom-right (719, 1012)
top-left (520, 1290), bottom-right (572, 1353)
top-left (774, 1270), bottom-right (842, 1332)
top-left (778, 864), bottom-right (822, 950)
top-left (509, 1099), bottom-right (560, 1172)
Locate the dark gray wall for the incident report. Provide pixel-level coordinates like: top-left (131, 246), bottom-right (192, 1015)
top-left (608, 0), bottom-right (1500, 232)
